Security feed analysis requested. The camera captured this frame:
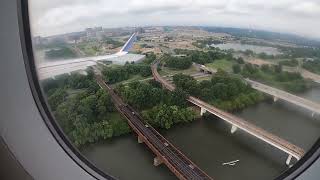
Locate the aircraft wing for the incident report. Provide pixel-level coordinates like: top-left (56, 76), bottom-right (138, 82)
top-left (37, 33), bottom-right (137, 80)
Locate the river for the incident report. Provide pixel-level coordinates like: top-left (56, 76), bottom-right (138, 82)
top-left (82, 86), bottom-right (320, 180)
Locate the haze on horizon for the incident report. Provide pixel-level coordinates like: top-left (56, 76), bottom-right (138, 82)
top-left (29, 0), bottom-right (320, 39)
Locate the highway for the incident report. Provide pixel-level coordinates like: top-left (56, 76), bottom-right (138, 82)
top-left (246, 78), bottom-right (320, 115)
top-left (95, 75), bottom-right (213, 180)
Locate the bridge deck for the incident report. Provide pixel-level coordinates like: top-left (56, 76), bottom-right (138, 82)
top-left (96, 75), bottom-right (213, 180)
top-left (246, 79), bottom-right (320, 114)
top-left (151, 61), bottom-right (305, 160)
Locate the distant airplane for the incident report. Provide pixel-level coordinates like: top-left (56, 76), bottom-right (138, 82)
top-left (222, 160), bottom-right (240, 166)
top-left (37, 33), bottom-right (137, 80)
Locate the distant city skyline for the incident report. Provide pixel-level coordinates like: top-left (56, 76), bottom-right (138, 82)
top-left (29, 0), bottom-right (320, 39)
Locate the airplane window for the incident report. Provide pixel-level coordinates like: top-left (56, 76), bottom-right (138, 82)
top-left (24, 0), bottom-right (320, 179)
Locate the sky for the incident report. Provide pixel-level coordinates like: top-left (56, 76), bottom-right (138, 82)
top-left (29, 0), bottom-right (320, 39)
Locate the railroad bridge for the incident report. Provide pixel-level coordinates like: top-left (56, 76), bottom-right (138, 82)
top-left (151, 61), bottom-right (305, 166)
top-left (96, 75), bottom-right (213, 180)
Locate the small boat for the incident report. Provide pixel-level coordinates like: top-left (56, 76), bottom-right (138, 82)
top-left (222, 160), bottom-right (240, 166)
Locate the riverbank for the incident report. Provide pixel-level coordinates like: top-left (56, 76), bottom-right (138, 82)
top-left (81, 86), bottom-right (320, 180)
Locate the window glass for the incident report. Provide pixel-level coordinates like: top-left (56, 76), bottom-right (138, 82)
top-left (28, 0), bottom-right (320, 179)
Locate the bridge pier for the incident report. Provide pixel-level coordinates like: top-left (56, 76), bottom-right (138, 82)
top-left (200, 107), bottom-right (207, 116)
top-left (138, 136), bottom-right (143, 144)
top-left (286, 155), bottom-right (293, 166)
top-left (273, 96), bottom-right (279, 102)
top-left (153, 156), bottom-right (163, 166)
top-left (312, 112), bottom-right (315, 118)
top-left (231, 125), bottom-right (238, 134)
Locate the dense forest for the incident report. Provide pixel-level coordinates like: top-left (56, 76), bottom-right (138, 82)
top-left (240, 63), bottom-right (311, 93)
top-left (163, 54), bottom-right (192, 69)
top-left (172, 71), bottom-right (265, 111)
top-left (43, 70), bottom-right (130, 147)
top-left (115, 80), bottom-right (197, 129)
top-left (173, 49), bottom-right (234, 65)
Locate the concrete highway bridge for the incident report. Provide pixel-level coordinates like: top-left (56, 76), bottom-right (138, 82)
top-left (151, 61), bottom-right (305, 166)
top-left (95, 75), bottom-right (213, 180)
top-left (245, 79), bottom-right (320, 117)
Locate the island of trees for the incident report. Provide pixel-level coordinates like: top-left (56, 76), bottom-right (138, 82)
top-left (115, 80), bottom-right (197, 129)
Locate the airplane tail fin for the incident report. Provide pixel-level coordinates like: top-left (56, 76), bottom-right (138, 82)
top-left (117, 32), bottom-right (137, 55)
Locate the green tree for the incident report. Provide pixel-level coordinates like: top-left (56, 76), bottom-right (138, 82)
top-left (232, 64), bottom-right (241, 74)
top-left (275, 64), bottom-right (283, 73)
top-left (172, 74), bottom-right (199, 95)
top-left (170, 88), bottom-right (189, 107)
top-left (48, 88), bottom-right (67, 111)
top-left (261, 64), bottom-right (271, 72)
top-left (164, 55), bottom-right (192, 69)
top-left (143, 104), bottom-right (196, 129)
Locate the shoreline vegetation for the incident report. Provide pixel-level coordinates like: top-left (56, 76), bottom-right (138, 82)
top-left (43, 71), bottom-right (131, 148)
top-left (303, 60), bottom-right (320, 75)
top-left (172, 71), bottom-right (266, 112)
top-left (43, 62), bottom-right (200, 147)
top-left (115, 80), bottom-right (198, 130)
top-left (239, 63), bottom-right (312, 93)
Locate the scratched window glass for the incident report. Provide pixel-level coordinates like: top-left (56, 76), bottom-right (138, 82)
top-left (28, 0), bottom-right (320, 179)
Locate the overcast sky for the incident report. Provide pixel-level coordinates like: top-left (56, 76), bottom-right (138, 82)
top-left (29, 0), bottom-right (320, 39)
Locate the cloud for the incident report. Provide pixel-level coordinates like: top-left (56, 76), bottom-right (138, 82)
top-left (29, 0), bottom-right (320, 38)
top-left (289, 1), bottom-right (320, 16)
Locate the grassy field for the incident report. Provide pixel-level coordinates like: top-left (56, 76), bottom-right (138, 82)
top-left (205, 59), bottom-right (234, 72)
top-left (159, 65), bottom-right (199, 76)
top-left (194, 76), bottom-right (212, 82)
top-left (116, 75), bottom-right (153, 85)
